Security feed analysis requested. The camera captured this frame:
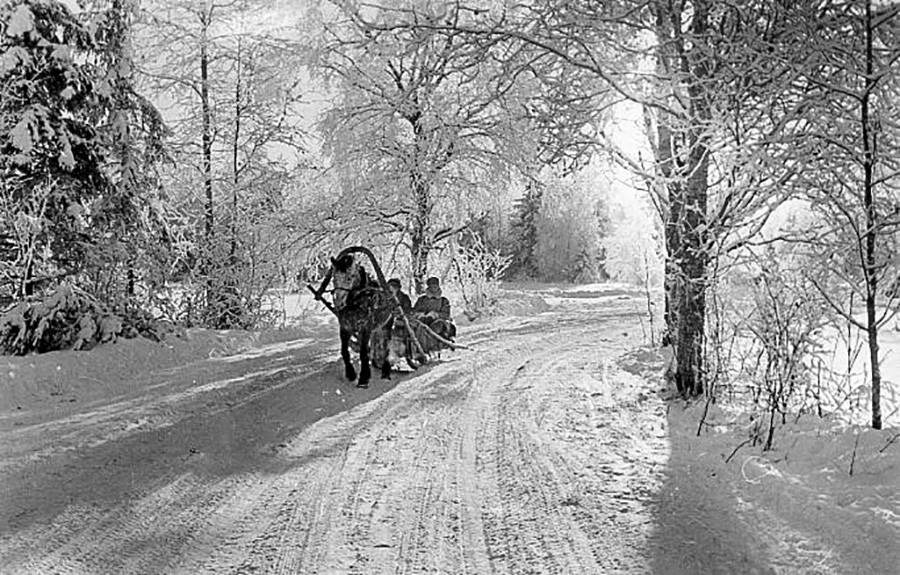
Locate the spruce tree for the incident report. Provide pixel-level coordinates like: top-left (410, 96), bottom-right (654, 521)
top-left (0, 1), bottom-right (166, 353)
top-left (507, 182), bottom-right (542, 280)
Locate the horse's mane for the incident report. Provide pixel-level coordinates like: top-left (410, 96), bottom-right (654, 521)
top-left (358, 266), bottom-right (373, 288)
top-left (334, 254), bottom-right (375, 292)
top-left (333, 253), bottom-right (354, 272)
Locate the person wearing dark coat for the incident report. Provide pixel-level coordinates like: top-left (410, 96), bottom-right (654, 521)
top-left (384, 278), bottom-right (415, 363)
top-left (386, 278), bottom-right (412, 313)
top-left (413, 277), bottom-right (456, 339)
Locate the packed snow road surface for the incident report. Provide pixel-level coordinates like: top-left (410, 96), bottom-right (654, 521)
top-left (5, 287), bottom-right (893, 574)
top-left (1, 291), bottom-right (670, 573)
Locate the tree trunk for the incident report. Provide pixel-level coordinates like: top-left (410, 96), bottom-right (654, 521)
top-left (215, 35), bottom-right (244, 329)
top-left (201, 19), bottom-right (213, 245)
top-left (652, 3), bottom-right (678, 335)
top-left (410, 176), bottom-right (431, 294)
top-left (675, 148), bottom-right (709, 398)
top-left (676, 0), bottom-right (712, 398)
top-left (862, 0), bottom-right (881, 430)
top-left (652, 0), bottom-right (710, 397)
top-left (407, 109), bottom-right (432, 294)
top-left (867, 298), bottom-right (882, 430)
top-left (199, 7), bottom-right (215, 321)
top-left (22, 258), bottom-right (34, 297)
top-left (231, 36), bottom-right (241, 266)
top-left (663, 185), bottom-right (682, 338)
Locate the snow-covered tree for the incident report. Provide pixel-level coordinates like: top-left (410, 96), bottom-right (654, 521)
top-left (0, 0), bottom-right (168, 353)
top-left (452, 1), bottom-right (812, 396)
top-left (535, 169), bottom-right (609, 283)
top-left (791, 0), bottom-right (900, 430)
top-left (0, 0), bottom-right (164, 300)
top-left (312, 0), bottom-right (609, 293)
top-left (506, 181), bottom-right (542, 280)
top-left (137, 0), bottom-right (308, 327)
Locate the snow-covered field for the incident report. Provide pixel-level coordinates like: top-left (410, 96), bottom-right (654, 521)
top-left (0, 284), bottom-right (897, 573)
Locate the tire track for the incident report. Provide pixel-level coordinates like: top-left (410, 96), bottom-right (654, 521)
top-left (1, 299), bottom-right (669, 574)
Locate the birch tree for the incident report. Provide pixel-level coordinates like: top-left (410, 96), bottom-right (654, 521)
top-left (379, 1), bottom-right (806, 396)
top-left (138, 0), bottom-right (307, 327)
top-left (795, 0), bottom-right (900, 430)
top-left (313, 0), bottom-right (609, 292)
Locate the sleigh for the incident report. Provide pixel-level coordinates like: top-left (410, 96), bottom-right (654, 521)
top-left (306, 246), bottom-right (461, 370)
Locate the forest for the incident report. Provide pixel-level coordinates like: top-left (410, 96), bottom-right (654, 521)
top-left (1, 0), bottom-right (899, 435)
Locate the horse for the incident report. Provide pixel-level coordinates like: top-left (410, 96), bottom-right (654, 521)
top-left (330, 253), bottom-right (395, 387)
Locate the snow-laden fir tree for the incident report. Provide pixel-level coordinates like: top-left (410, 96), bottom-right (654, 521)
top-left (0, 0), bottom-right (166, 353)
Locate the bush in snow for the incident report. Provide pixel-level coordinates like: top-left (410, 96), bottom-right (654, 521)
top-left (447, 233), bottom-right (511, 321)
top-left (743, 258), bottom-right (827, 450)
top-left (0, 283), bottom-right (171, 355)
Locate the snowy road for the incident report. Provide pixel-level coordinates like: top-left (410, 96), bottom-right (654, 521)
top-left (0, 293), bottom-right (674, 573)
top-left (3, 290), bottom-right (894, 574)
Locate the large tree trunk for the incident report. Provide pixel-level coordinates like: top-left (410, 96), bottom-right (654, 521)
top-left (675, 147), bottom-right (709, 397)
top-left (407, 110), bottom-right (432, 294)
top-left (410, 175), bottom-right (431, 294)
top-left (653, 0), bottom-right (712, 397)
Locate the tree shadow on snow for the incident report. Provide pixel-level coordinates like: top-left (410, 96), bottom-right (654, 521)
top-left (648, 396), bottom-right (777, 575)
top-left (0, 346), bottom-right (406, 537)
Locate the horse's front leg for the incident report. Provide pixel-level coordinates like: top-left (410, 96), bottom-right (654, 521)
top-left (380, 327), bottom-right (392, 380)
top-left (340, 327), bottom-right (356, 382)
top-left (357, 328), bottom-right (371, 388)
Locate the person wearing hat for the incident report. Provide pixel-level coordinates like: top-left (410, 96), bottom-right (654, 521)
top-left (386, 278), bottom-right (412, 314)
top-left (384, 278), bottom-right (414, 364)
top-left (413, 277), bottom-right (455, 339)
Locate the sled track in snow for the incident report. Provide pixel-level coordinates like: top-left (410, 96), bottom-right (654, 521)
top-left (0, 303), bottom-right (670, 574)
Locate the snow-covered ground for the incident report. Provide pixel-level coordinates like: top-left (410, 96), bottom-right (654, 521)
top-left (0, 284), bottom-right (897, 573)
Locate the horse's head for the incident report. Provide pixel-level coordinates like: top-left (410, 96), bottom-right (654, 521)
top-left (331, 253), bottom-right (365, 311)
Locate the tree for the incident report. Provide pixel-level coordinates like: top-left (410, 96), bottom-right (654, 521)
top-left (579, 198), bottom-right (611, 282)
top-left (506, 181), bottom-right (542, 279)
top-left (0, 0), bottom-right (164, 303)
top-left (138, 0), bottom-right (307, 327)
top-left (373, 1), bottom-right (810, 396)
top-left (793, 0), bottom-right (900, 430)
top-left (85, 0), bottom-right (169, 305)
top-left (0, 0), bottom-right (168, 353)
top-left (534, 168), bottom-right (609, 283)
top-left (313, 0), bottom-right (610, 292)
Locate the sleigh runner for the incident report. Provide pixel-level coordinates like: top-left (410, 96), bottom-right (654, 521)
top-left (307, 246), bottom-right (460, 381)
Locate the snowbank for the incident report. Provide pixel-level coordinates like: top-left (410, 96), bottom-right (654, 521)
top-left (620, 346), bottom-right (900, 574)
top-left (0, 289), bottom-right (342, 416)
top-left (0, 324), bottom-right (328, 416)
top-left (492, 289), bottom-right (553, 317)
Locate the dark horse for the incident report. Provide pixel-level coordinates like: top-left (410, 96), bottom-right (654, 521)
top-left (331, 253), bottom-right (394, 387)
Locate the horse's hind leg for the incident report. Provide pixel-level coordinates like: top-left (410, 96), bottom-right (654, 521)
top-left (375, 327), bottom-right (392, 380)
top-left (340, 328), bottom-right (356, 381)
top-left (380, 352), bottom-right (391, 380)
top-left (357, 329), bottom-right (371, 388)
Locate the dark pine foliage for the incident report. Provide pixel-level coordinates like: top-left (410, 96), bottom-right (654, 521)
top-left (505, 181), bottom-right (542, 280)
top-left (0, 1), bottom-right (168, 354)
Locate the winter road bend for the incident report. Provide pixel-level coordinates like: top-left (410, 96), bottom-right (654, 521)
top-left (0, 297), bottom-right (670, 574)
